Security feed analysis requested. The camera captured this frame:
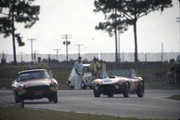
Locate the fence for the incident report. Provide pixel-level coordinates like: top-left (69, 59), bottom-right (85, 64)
top-left (0, 52), bottom-right (179, 63)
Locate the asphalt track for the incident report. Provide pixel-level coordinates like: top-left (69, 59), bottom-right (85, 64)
top-left (0, 89), bottom-right (180, 120)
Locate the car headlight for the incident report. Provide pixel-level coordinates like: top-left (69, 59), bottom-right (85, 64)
top-left (50, 80), bottom-right (58, 91)
top-left (16, 84), bottom-right (26, 95)
top-left (118, 80), bottom-right (122, 85)
top-left (95, 86), bottom-right (99, 90)
top-left (17, 84), bottom-right (25, 90)
top-left (92, 82), bottom-right (97, 87)
top-left (50, 82), bottom-right (57, 87)
top-left (115, 85), bottom-right (119, 89)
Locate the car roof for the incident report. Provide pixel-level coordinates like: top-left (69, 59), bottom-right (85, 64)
top-left (18, 69), bottom-right (47, 74)
top-left (83, 64), bottom-right (90, 67)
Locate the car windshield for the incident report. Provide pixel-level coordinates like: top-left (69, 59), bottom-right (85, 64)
top-left (83, 66), bottom-right (90, 73)
top-left (17, 71), bottom-right (50, 81)
top-left (107, 69), bottom-right (136, 78)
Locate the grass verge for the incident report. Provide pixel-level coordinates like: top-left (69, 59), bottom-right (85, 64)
top-left (0, 66), bottom-right (179, 90)
top-left (169, 95), bottom-right (180, 101)
top-left (0, 107), bottom-right (152, 120)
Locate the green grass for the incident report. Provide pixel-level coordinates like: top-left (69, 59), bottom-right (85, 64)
top-left (0, 65), bottom-right (179, 90)
top-left (169, 95), bottom-right (180, 101)
top-left (51, 68), bottom-right (71, 90)
top-left (0, 66), bottom-right (72, 90)
top-left (0, 107), bottom-right (153, 120)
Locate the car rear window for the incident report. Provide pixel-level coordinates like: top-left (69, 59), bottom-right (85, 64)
top-left (17, 71), bottom-right (50, 81)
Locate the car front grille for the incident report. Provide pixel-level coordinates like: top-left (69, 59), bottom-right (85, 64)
top-left (99, 84), bottom-right (115, 91)
top-left (26, 85), bottom-right (50, 92)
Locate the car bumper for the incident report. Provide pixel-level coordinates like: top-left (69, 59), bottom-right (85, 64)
top-left (93, 84), bottom-right (123, 95)
top-left (14, 85), bottom-right (58, 100)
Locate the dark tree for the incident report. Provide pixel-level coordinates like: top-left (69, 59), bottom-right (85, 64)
top-left (94, 0), bottom-right (173, 62)
top-left (0, 0), bottom-right (40, 65)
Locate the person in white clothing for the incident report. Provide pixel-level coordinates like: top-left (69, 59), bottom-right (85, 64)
top-left (74, 56), bottom-right (84, 90)
top-left (99, 60), bottom-right (107, 79)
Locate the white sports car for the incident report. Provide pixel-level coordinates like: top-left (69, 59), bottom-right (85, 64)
top-left (92, 69), bottom-right (144, 98)
top-left (67, 64), bottom-right (92, 89)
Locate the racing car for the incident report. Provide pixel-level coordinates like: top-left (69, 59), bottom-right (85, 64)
top-left (92, 69), bottom-right (144, 98)
top-left (12, 69), bottom-right (59, 103)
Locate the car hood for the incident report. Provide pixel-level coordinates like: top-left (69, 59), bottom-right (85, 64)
top-left (18, 78), bottom-right (51, 87)
top-left (83, 72), bottom-right (91, 78)
top-left (94, 76), bottom-right (125, 85)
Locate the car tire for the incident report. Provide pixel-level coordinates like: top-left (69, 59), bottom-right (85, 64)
top-left (123, 82), bottom-right (130, 98)
top-left (81, 82), bottom-right (86, 89)
top-left (68, 82), bottom-right (75, 89)
top-left (93, 90), bottom-right (100, 98)
top-left (15, 97), bottom-right (21, 103)
top-left (21, 100), bottom-right (24, 108)
top-left (137, 81), bottom-right (144, 97)
top-left (107, 94), bottom-right (113, 98)
top-left (48, 98), bottom-right (53, 102)
top-left (52, 93), bottom-right (58, 103)
top-left (14, 91), bottom-right (21, 103)
top-left (68, 81), bottom-right (72, 89)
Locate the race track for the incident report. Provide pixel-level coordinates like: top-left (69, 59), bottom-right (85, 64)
top-left (0, 89), bottom-right (180, 120)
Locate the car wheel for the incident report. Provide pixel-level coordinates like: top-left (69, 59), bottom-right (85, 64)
top-left (81, 82), bottom-right (86, 89)
top-left (123, 82), bottom-right (130, 98)
top-left (137, 81), bottom-right (144, 97)
top-left (107, 94), bottom-right (113, 98)
top-left (48, 98), bottom-right (53, 102)
top-left (21, 100), bottom-right (24, 108)
top-left (68, 82), bottom-right (72, 89)
top-left (15, 97), bottom-right (21, 103)
top-left (93, 90), bottom-right (100, 98)
top-left (52, 93), bottom-right (58, 103)
top-left (14, 91), bottom-right (21, 103)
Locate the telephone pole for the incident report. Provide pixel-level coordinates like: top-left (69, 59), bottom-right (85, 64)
top-left (53, 49), bottom-right (61, 60)
top-left (75, 44), bottom-right (83, 57)
top-left (177, 0), bottom-right (180, 53)
top-left (28, 38), bottom-right (36, 60)
top-left (62, 34), bottom-right (71, 62)
top-left (161, 43), bottom-right (163, 62)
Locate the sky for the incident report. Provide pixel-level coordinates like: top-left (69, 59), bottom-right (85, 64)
top-left (0, 0), bottom-right (179, 56)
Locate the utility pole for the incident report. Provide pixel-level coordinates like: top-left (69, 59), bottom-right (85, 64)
top-left (114, 9), bottom-right (118, 63)
top-left (75, 44), bottom-right (83, 57)
top-left (28, 38), bottom-right (36, 61)
top-left (19, 52), bottom-right (24, 62)
top-left (177, 0), bottom-right (180, 53)
top-left (53, 49), bottom-right (61, 60)
top-left (118, 30), bottom-right (123, 62)
top-left (62, 34), bottom-right (71, 62)
top-left (10, 0), bottom-right (17, 65)
top-left (161, 43), bottom-right (163, 62)
top-left (33, 50), bottom-right (39, 60)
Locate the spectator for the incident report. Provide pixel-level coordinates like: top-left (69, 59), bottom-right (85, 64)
top-left (74, 56), bottom-right (84, 90)
top-left (28, 61), bottom-right (36, 69)
top-left (167, 61), bottom-right (177, 83)
top-left (90, 57), bottom-right (100, 80)
top-left (35, 57), bottom-right (49, 69)
top-left (99, 60), bottom-right (107, 79)
top-left (35, 57), bottom-right (53, 77)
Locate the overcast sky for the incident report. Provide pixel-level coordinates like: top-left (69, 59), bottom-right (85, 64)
top-left (0, 0), bottom-right (179, 55)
